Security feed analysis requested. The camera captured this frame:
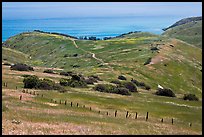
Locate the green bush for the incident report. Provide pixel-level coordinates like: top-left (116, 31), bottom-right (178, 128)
top-left (36, 78), bottom-right (55, 90)
top-left (60, 71), bottom-right (73, 76)
top-left (89, 75), bottom-right (102, 81)
top-left (23, 75), bottom-right (65, 92)
top-left (120, 82), bottom-right (137, 92)
top-left (84, 77), bottom-right (98, 85)
top-left (183, 94), bottom-right (199, 101)
top-left (155, 88), bottom-right (176, 97)
top-left (144, 85), bottom-right (151, 90)
top-left (23, 75), bottom-right (39, 88)
top-left (59, 78), bottom-right (70, 86)
top-left (144, 57), bottom-right (152, 65)
top-left (118, 75), bottom-right (127, 80)
top-left (131, 79), bottom-right (140, 86)
top-left (110, 80), bottom-right (121, 85)
top-left (43, 69), bottom-right (55, 74)
top-left (93, 84), bottom-right (131, 96)
top-left (59, 75), bottom-right (87, 88)
top-left (115, 87), bottom-right (131, 95)
top-left (10, 63), bottom-right (34, 71)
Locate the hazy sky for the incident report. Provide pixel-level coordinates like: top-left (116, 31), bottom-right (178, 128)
top-left (2, 2), bottom-right (202, 20)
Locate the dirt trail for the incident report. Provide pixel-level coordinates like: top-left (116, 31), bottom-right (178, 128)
top-left (70, 38), bottom-right (113, 71)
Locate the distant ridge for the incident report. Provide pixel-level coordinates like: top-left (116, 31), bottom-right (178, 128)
top-left (163, 16), bottom-right (202, 31)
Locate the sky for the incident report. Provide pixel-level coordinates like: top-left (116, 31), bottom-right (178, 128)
top-left (2, 2), bottom-right (202, 20)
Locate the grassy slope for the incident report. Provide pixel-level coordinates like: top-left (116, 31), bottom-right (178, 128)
top-left (2, 65), bottom-right (202, 134)
top-left (162, 20), bottom-right (202, 48)
top-left (2, 47), bottom-right (30, 64)
top-left (2, 31), bottom-right (202, 98)
top-left (2, 31), bottom-right (202, 134)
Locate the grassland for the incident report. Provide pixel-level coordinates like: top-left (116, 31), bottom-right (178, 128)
top-left (163, 20), bottom-right (202, 48)
top-left (2, 27), bottom-right (202, 134)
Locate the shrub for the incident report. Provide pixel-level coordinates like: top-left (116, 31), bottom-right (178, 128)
top-left (89, 75), bottom-right (102, 81)
top-left (64, 54), bottom-right (69, 57)
top-left (59, 78), bottom-right (70, 86)
top-left (71, 75), bottom-right (81, 81)
top-left (120, 82), bottom-right (137, 92)
top-left (43, 69), bottom-right (55, 74)
top-left (94, 84), bottom-right (107, 92)
top-left (150, 47), bottom-right (159, 51)
top-left (110, 80), bottom-right (121, 85)
top-left (23, 75), bottom-right (39, 88)
top-left (94, 84), bottom-right (131, 96)
top-left (131, 79), bottom-right (140, 86)
top-left (118, 75), bottom-right (127, 80)
top-left (60, 71), bottom-right (73, 76)
top-left (144, 58), bottom-right (152, 65)
top-left (59, 76), bottom-right (87, 88)
top-left (10, 63), bottom-right (34, 71)
top-left (115, 87), bottom-right (131, 95)
top-left (155, 88), bottom-right (176, 97)
top-left (183, 94), bottom-right (199, 101)
top-left (53, 83), bottom-right (66, 93)
top-left (85, 77), bottom-right (98, 85)
top-left (144, 85), bottom-right (151, 90)
top-left (36, 78), bottom-right (55, 90)
top-left (69, 80), bottom-right (87, 88)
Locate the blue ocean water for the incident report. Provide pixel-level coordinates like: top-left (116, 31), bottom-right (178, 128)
top-left (2, 16), bottom-right (182, 42)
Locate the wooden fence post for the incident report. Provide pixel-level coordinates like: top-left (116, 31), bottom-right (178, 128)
top-left (107, 112), bottom-right (109, 116)
top-left (135, 112), bottom-right (138, 119)
top-left (161, 118), bottom-right (163, 123)
top-left (115, 110), bottom-right (117, 117)
top-left (172, 118), bottom-right (174, 125)
top-left (98, 110), bottom-right (100, 114)
top-left (59, 100), bottom-right (61, 104)
top-left (126, 111), bottom-right (129, 118)
top-left (90, 107), bottom-right (92, 111)
top-left (146, 112), bottom-right (149, 121)
top-left (65, 100), bottom-right (67, 105)
top-left (71, 102), bottom-right (73, 107)
top-left (19, 95), bottom-right (22, 100)
top-left (189, 123), bottom-right (192, 127)
top-left (77, 103), bottom-right (79, 107)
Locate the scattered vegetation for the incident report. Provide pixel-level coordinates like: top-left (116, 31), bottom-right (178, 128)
top-left (94, 84), bottom-right (131, 96)
top-left (144, 57), bottom-right (152, 65)
top-left (155, 88), bottom-right (176, 97)
top-left (43, 69), bottom-right (56, 74)
top-left (183, 94), bottom-right (199, 101)
top-left (10, 63), bottom-right (34, 71)
top-left (60, 71), bottom-right (73, 76)
top-left (59, 74), bottom-right (87, 88)
top-left (120, 81), bottom-right (137, 92)
top-left (118, 75), bottom-right (127, 80)
top-left (23, 75), bottom-right (65, 91)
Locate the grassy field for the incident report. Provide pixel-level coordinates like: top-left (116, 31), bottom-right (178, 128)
top-left (2, 65), bottom-right (202, 135)
top-left (163, 20), bottom-right (202, 48)
top-left (2, 30), bottom-right (202, 134)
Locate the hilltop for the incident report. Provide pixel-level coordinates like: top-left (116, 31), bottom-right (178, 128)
top-left (162, 16), bottom-right (202, 48)
top-left (162, 16), bottom-right (202, 31)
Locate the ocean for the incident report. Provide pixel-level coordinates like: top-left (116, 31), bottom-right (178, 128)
top-left (2, 16), bottom-right (183, 42)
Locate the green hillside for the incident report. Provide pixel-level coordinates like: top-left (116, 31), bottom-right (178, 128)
top-left (2, 20), bottom-right (202, 134)
top-left (2, 31), bottom-right (202, 98)
top-left (162, 19), bottom-right (202, 48)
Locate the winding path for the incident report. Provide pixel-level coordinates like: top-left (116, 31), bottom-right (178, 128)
top-left (70, 38), bottom-right (113, 70)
